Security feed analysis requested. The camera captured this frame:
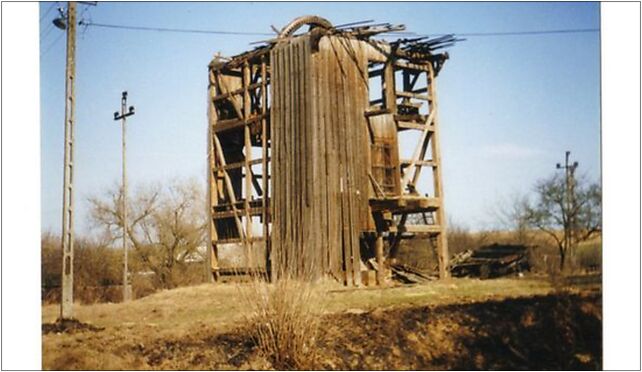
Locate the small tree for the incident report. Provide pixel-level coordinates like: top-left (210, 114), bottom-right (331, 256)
top-left (516, 173), bottom-right (601, 271)
top-left (88, 179), bottom-right (206, 289)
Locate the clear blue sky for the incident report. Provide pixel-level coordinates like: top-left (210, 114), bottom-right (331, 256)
top-left (40, 2), bottom-right (601, 234)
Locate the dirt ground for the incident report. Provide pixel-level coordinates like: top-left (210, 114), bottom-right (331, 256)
top-left (42, 276), bottom-right (601, 370)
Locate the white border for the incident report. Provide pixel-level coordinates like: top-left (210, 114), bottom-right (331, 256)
top-left (1, 2), bottom-right (42, 370)
top-left (601, 2), bottom-right (641, 370)
top-left (0, 2), bottom-right (641, 370)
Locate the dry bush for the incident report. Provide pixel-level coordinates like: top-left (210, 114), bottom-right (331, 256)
top-left (237, 275), bottom-right (324, 370)
top-left (41, 232), bottom-right (124, 304)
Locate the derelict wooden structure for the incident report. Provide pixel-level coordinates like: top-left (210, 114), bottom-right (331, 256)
top-left (207, 16), bottom-right (454, 285)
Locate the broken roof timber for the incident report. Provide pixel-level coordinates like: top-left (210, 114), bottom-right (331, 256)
top-left (209, 17), bottom-right (456, 76)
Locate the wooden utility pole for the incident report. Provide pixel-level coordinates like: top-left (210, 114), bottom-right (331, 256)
top-left (114, 91), bottom-right (135, 301)
top-left (59, 1), bottom-right (77, 320)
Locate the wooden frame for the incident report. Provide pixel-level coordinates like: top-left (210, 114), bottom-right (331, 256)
top-left (207, 19), bottom-right (452, 284)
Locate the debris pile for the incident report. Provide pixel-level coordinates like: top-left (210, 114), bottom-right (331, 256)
top-left (450, 244), bottom-right (531, 279)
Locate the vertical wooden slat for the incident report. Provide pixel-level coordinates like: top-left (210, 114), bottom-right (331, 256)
top-left (207, 69), bottom-right (220, 281)
top-left (243, 62), bottom-right (253, 267)
top-left (260, 57), bottom-right (270, 278)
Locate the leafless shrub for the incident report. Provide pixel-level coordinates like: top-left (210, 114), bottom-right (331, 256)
top-left (238, 276), bottom-right (322, 369)
top-left (233, 242), bottom-right (324, 370)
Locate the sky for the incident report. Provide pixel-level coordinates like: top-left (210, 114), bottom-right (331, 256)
top-left (40, 2), bottom-right (601, 235)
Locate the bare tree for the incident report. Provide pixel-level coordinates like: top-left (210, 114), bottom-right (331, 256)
top-left (88, 179), bottom-right (206, 289)
top-left (515, 173), bottom-right (601, 271)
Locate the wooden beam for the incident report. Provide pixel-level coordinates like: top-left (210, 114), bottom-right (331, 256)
top-left (212, 207), bottom-right (266, 219)
top-left (213, 72), bottom-right (244, 120)
top-left (214, 157), bottom-right (265, 171)
top-left (396, 121), bottom-right (433, 131)
top-left (396, 91), bottom-right (429, 100)
top-left (426, 65), bottom-right (449, 279)
top-left (400, 110), bottom-right (436, 191)
top-left (213, 113), bottom-right (267, 133)
top-left (212, 82), bottom-right (263, 102)
top-left (212, 134), bottom-right (247, 240)
top-left (375, 233), bottom-right (384, 285)
top-left (400, 159), bottom-right (435, 167)
top-left (401, 225), bottom-right (441, 234)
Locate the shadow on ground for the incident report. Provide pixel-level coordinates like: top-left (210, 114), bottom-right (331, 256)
top-left (43, 290), bottom-right (601, 370)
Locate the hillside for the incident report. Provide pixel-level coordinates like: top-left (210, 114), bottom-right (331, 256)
top-left (42, 276), bottom-right (601, 370)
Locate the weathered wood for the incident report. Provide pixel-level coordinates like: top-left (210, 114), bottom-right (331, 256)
top-left (208, 17), bottom-right (452, 284)
top-left (212, 114), bottom-right (267, 133)
top-left (427, 65), bottom-right (450, 279)
top-left (375, 233), bottom-right (384, 285)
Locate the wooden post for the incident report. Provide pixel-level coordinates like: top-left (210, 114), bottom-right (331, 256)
top-left (242, 62), bottom-right (253, 269)
top-left (428, 65), bottom-right (450, 279)
top-left (207, 69), bottom-right (219, 282)
top-left (260, 57), bottom-right (270, 280)
top-left (375, 233), bottom-right (384, 285)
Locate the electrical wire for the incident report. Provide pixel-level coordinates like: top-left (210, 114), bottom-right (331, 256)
top-left (425, 28), bottom-right (599, 38)
top-left (40, 23), bottom-right (56, 40)
top-left (42, 31), bottom-right (65, 57)
top-left (80, 21), bottom-right (274, 36)
top-left (80, 21), bottom-right (599, 40)
top-left (39, 2), bottom-right (58, 23)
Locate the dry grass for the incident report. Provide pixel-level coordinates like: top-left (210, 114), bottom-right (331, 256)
top-left (42, 276), bottom-right (601, 370)
top-left (238, 278), bottom-right (324, 369)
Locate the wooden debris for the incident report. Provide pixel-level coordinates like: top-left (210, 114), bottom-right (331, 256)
top-left (450, 244), bottom-right (532, 279)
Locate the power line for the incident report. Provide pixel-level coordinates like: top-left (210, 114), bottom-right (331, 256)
top-left (80, 21), bottom-right (274, 36)
top-left (41, 23), bottom-right (56, 40)
top-left (425, 28), bottom-right (599, 38)
top-left (80, 21), bottom-right (599, 39)
top-left (42, 31), bottom-right (65, 56)
top-left (39, 2), bottom-right (58, 23)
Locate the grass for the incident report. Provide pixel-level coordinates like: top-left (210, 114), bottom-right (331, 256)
top-left (42, 276), bottom-right (601, 370)
top-left (238, 278), bottom-right (323, 369)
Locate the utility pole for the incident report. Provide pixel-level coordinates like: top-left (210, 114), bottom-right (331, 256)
top-left (114, 92), bottom-right (135, 302)
top-left (53, 1), bottom-right (97, 320)
top-left (556, 150), bottom-right (579, 268)
top-left (58, 1), bottom-right (77, 320)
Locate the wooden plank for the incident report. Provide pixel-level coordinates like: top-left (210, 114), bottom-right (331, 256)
top-left (213, 237), bottom-right (264, 245)
top-left (213, 73), bottom-right (244, 120)
top-left (243, 62), bottom-right (254, 267)
top-left (212, 134), bottom-right (247, 240)
top-left (393, 60), bottom-right (431, 72)
top-left (400, 159), bottom-right (435, 167)
top-left (402, 225), bottom-right (442, 234)
top-left (260, 56), bottom-right (270, 279)
top-left (212, 207), bottom-right (266, 219)
top-left (270, 46), bottom-right (281, 276)
top-left (400, 110), bottom-right (436, 191)
top-left (213, 114), bottom-right (267, 133)
top-left (375, 234), bottom-right (384, 285)
top-left (383, 60), bottom-right (396, 112)
top-left (345, 38), bottom-right (362, 286)
top-left (212, 81), bottom-right (263, 102)
top-left (207, 72), bottom-right (219, 280)
top-left (214, 157), bottom-right (264, 171)
top-left (397, 121), bottom-right (433, 131)
top-left (396, 90), bottom-right (429, 100)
